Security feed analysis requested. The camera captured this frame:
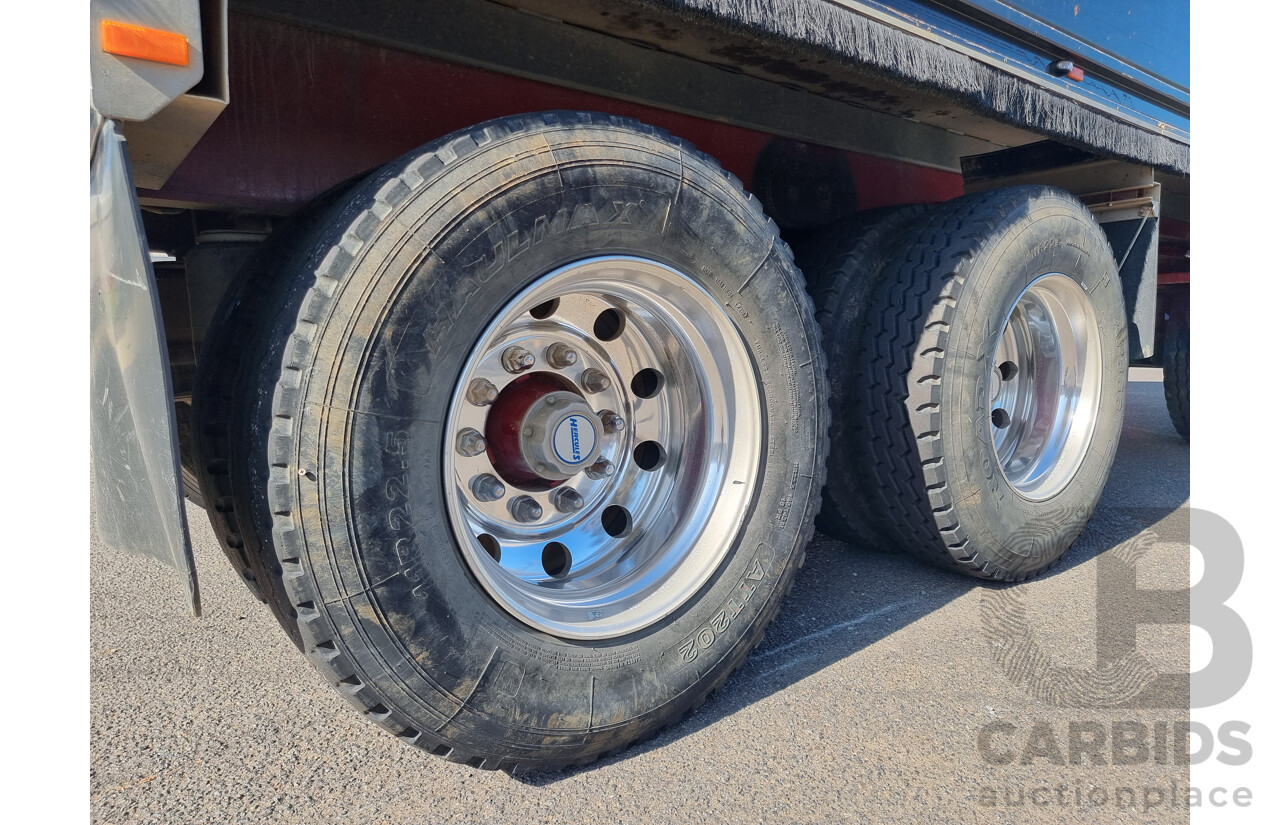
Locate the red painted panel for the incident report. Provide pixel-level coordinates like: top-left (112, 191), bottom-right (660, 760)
top-left (145, 13), bottom-right (962, 213)
top-left (1158, 218), bottom-right (1190, 283)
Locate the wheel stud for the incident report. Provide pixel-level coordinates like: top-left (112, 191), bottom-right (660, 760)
top-left (455, 427), bottom-right (488, 457)
top-left (585, 458), bottom-right (615, 480)
top-left (469, 473), bottom-right (506, 502)
top-left (509, 495), bottom-right (543, 523)
top-left (467, 378), bottom-right (499, 406)
top-left (599, 411), bottom-right (626, 433)
top-left (545, 342), bottom-right (578, 369)
top-left (580, 368), bottom-right (611, 393)
top-left (502, 346), bottom-right (536, 374)
top-left (549, 486), bottom-right (585, 513)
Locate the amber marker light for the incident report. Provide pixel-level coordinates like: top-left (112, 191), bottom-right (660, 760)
top-left (101, 20), bottom-right (189, 67)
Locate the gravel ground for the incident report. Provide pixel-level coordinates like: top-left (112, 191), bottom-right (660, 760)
top-left (91, 373), bottom-right (1190, 824)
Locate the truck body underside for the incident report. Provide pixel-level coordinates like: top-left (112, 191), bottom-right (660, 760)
top-left (94, 0), bottom-right (1189, 609)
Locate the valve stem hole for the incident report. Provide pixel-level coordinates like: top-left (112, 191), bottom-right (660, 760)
top-left (593, 308), bottom-right (625, 341)
top-left (478, 534), bottom-right (501, 562)
top-left (634, 441), bottom-right (666, 471)
top-left (601, 505), bottom-right (632, 538)
top-left (631, 368), bottom-right (664, 399)
top-left (542, 542), bottom-right (572, 578)
top-left (529, 298), bottom-right (559, 319)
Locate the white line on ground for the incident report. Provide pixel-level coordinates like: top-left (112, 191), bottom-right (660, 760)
top-left (750, 600), bottom-right (921, 681)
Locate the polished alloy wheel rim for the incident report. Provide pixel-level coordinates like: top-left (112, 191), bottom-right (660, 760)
top-left (988, 273), bottom-right (1103, 501)
top-left (444, 256), bottom-right (762, 639)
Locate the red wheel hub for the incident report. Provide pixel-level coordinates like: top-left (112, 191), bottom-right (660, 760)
top-left (484, 372), bottom-right (576, 489)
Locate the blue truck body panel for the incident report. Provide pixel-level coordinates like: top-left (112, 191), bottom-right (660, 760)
top-left (949, 0), bottom-right (1189, 93)
top-left (841, 0), bottom-right (1190, 141)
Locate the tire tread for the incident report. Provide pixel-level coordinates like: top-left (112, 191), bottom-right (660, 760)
top-left (1163, 294), bottom-right (1190, 441)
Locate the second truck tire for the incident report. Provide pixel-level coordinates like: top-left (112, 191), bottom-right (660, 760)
top-left (1162, 291), bottom-right (1190, 441)
top-left (818, 187), bottom-right (1128, 580)
top-left (802, 205), bottom-right (928, 545)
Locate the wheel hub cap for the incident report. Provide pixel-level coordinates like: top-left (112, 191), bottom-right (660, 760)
top-left (520, 392), bottom-right (602, 480)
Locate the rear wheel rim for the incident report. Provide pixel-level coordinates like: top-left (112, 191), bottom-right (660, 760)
top-left (444, 256), bottom-right (762, 640)
top-left (989, 273), bottom-right (1103, 501)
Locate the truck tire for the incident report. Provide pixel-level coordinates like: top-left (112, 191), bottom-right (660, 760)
top-left (800, 205), bottom-right (928, 546)
top-left (193, 178), bottom-right (363, 646)
top-left (1162, 293), bottom-right (1190, 441)
top-left (175, 400), bottom-right (205, 509)
top-left (839, 186), bottom-right (1127, 580)
top-left (233, 112), bottom-right (827, 771)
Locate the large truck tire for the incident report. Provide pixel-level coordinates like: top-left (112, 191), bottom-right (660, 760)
top-left (220, 112), bottom-right (827, 772)
top-left (175, 400), bottom-right (205, 509)
top-left (831, 186), bottom-right (1127, 580)
top-left (799, 205), bottom-right (928, 545)
top-left (1162, 292), bottom-right (1190, 441)
top-left (192, 183), bottom-right (361, 648)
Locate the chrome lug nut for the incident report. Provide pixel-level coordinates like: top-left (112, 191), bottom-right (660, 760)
top-left (545, 342), bottom-right (579, 369)
top-left (580, 368), bottom-right (611, 393)
top-left (469, 473), bottom-right (506, 502)
top-left (585, 458), bottom-right (615, 480)
top-left (549, 486), bottom-right (585, 514)
top-left (466, 378), bottom-right (499, 406)
top-left (599, 411), bottom-right (626, 433)
top-left (455, 427), bottom-right (487, 457)
top-left (502, 346), bottom-right (536, 374)
top-left (509, 495), bottom-right (543, 523)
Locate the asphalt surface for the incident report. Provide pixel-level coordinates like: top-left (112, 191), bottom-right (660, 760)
top-left (90, 371), bottom-right (1190, 824)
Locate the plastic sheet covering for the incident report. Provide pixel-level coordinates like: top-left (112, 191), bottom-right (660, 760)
top-left (90, 112), bottom-right (199, 614)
